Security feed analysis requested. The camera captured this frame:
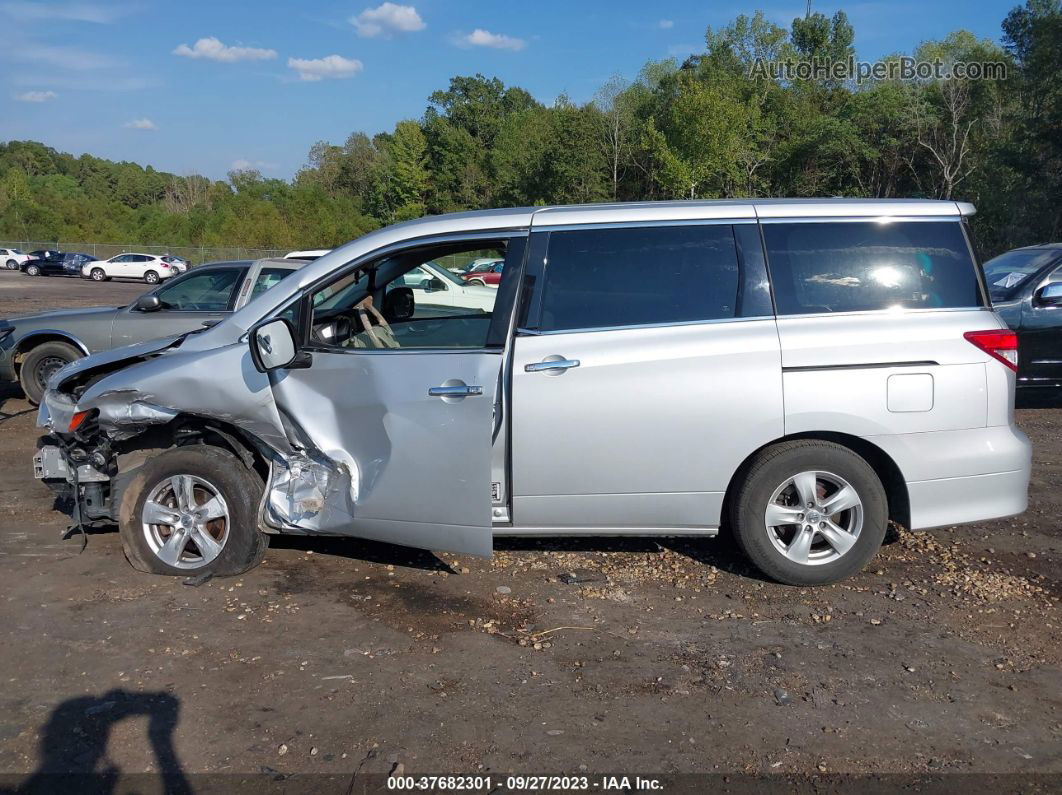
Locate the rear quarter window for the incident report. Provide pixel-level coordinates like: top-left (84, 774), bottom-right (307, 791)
top-left (763, 221), bottom-right (984, 315)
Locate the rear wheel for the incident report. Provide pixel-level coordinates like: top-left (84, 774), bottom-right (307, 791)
top-left (19, 341), bottom-right (82, 404)
top-left (25, 264), bottom-right (41, 277)
top-left (143, 270), bottom-right (160, 284)
top-left (729, 440), bottom-right (888, 585)
top-left (118, 446), bottom-right (268, 577)
top-left (89, 267), bottom-right (107, 281)
top-left (5, 259), bottom-right (16, 270)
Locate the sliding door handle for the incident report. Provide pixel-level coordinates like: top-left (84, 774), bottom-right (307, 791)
top-left (428, 384), bottom-right (483, 397)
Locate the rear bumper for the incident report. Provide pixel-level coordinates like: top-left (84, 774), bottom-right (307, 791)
top-left (868, 425), bottom-right (1031, 530)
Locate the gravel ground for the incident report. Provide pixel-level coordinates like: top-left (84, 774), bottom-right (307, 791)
top-left (0, 272), bottom-right (1059, 787)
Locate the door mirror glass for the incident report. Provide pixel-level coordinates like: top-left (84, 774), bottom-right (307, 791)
top-left (250, 318), bottom-right (298, 372)
top-left (424, 277), bottom-right (445, 292)
top-left (1035, 282), bottom-right (1062, 307)
top-left (135, 295), bottom-right (161, 312)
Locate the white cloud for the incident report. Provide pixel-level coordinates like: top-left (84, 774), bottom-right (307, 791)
top-left (173, 37), bottom-right (277, 63)
top-left (124, 117), bottom-right (157, 130)
top-left (658, 19), bottom-right (674, 29)
top-left (231, 159), bottom-right (278, 171)
top-left (0, 1), bottom-right (133, 23)
top-left (456, 29), bottom-right (526, 51)
top-left (351, 3), bottom-right (424, 38)
top-left (14, 90), bottom-right (58, 102)
top-left (287, 54), bottom-right (363, 81)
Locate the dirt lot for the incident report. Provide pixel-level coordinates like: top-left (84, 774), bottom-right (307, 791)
top-left (0, 272), bottom-right (1059, 789)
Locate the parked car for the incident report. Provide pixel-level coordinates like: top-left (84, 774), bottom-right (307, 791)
top-left (982, 243), bottom-right (1062, 401)
top-left (0, 247), bottom-right (31, 270)
top-left (23, 251), bottom-right (96, 277)
top-left (285, 249), bottom-right (330, 260)
top-left (34, 199), bottom-right (1029, 587)
top-left (1, 258), bottom-right (306, 404)
top-left (162, 255), bottom-right (191, 273)
top-left (460, 259), bottom-right (504, 287)
top-left (82, 253), bottom-right (179, 284)
top-left (392, 261), bottom-right (496, 311)
top-left (449, 257), bottom-right (501, 275)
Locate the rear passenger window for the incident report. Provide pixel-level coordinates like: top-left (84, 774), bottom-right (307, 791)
top-left (763, 221), bottom-right (984, 315)
top-left (538, 225), bottom-right (742, 332)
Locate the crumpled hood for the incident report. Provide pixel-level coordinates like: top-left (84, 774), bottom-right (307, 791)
top-left (48, 333), bottom-right (185, 391)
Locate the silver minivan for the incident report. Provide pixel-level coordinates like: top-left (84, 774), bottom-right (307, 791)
top-left (35, 199), bottom-right (1032, 585)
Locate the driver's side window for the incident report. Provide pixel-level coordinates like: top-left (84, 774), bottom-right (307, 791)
top-left (154, 268), bottom-right (242, 311)
top-left (308, 243), bottom-right (509, 351)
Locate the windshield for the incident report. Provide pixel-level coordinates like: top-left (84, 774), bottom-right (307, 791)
top-left (982, 249), bottom-right (1059, 299)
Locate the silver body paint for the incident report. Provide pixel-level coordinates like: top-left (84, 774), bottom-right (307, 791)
top-left (38, 199), bottom-right (1031, 559)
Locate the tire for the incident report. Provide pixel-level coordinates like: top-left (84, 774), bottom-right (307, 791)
top-left (19, 341), bottom-right (82, 405)
top-left (25, 264), bottom-right (41, 277)
top-left (143, 270), bottom-right (160, 284)
top-left (468, 278), bottom-right (486, 287)
top-left (118, 445), bottom-right (268, 577)
top-left (729, 440), bottom-right (888, 586)
top-left (89, 267), bottom-right (107, 282)
top-left (5, 259), bottom-right (16, 270)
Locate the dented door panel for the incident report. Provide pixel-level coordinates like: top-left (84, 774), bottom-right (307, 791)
top-left (264, 349), bottom-right (502, 556)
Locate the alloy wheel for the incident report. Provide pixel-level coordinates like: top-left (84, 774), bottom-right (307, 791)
top-left (764, 470), bottom-right (863, 566)
top-left (141, 474), bottom-right (230, 569)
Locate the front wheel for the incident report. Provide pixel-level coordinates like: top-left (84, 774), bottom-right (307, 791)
top-left (468, 278), bottom-right (486, 287)
top-left (25, 264), bottom-right (41, 277)
top-left (729, 440), bottom-right (888, 586)
top-left (89, 267), bottom-right (107, 281)
top-left (19, 341), bottom-right (82, 404)
top-left (143, 270), bottom-right (160, 284)
top-left (118, 445), bottom-right (268, 577)
top-left (5, 259), bottom-right (16, 270)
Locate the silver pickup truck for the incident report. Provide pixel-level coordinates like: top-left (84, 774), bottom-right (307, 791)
top-left (0, 258), bottom-right (306, 403)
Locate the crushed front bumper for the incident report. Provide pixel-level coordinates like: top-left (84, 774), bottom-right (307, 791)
top-left (33, 443), bottom-right (109, 484)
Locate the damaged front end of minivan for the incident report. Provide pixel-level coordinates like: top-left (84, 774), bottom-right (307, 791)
top-left (34, 331), bottom-right (360, 556)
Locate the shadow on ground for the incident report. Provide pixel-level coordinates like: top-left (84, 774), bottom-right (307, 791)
top-left (4, 690), bottom-right (191, 795)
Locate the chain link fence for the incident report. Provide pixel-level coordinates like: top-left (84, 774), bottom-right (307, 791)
top-left (0, 241), bottom-right (288, 266)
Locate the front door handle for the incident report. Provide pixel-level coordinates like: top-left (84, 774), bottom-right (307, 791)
top-left (428, 384), bottom-right (483, 397)
top-left (525, 358), bottom-right (580, 373)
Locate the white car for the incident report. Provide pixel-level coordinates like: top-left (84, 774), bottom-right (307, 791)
top-left (284, 249), bottom-right (331, 260)
top-left (289, 249), bottom-right (494, 311)
top-left (394, 261), bottom-right (496, 312)
top-left (162, 255), bottom-right (190, 274)
top-left (82, 253), bottom-right (178, 284)
top-left (0, 248), bottom-right (32, 271)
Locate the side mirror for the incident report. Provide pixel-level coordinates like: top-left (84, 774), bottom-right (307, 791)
top-left (249, 318), bottom-right (309, 373)
top-left (1034, 282), bottom-right (1062, 307)
top-left (135, 295), bottom-right (161, 312)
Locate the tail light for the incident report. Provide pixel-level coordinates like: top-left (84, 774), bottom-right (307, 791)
top-left (964, 329), bottom-right (1018, 371)
top-left (161, 263), bottom-right (170, 268)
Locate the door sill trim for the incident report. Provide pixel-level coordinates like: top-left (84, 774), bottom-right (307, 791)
top-left (494, 525), bottom-right (718, 537)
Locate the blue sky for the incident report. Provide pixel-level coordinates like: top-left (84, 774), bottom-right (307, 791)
top-left (0, 0), bottom-right (1020, 180)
